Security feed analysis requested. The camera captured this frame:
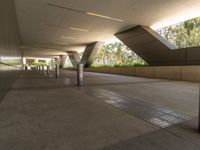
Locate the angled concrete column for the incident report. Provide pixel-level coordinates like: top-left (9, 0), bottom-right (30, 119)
top-left (81, 41), bottom-right (104, 67)
top-left (117, 26), bottom-right (200, 66)
top-left (60, 55), bottom-right (67, 68)
top-left (67, 52), bottom-right (80, 68)
top-left (115, 25), bottom-right (186, 66)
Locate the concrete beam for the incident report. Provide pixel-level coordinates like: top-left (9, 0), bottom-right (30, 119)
top-left (67, 52), bottom-right (80, 68)
top-left (81, 41), bottom-right (104, 67)
top-left (115, 25), bottom-right (200, 66)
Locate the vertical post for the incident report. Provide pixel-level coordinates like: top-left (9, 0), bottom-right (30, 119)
top-left (42, 66), bottom-right (44, 72)
top-left (77, 63), bottom-right (84, 86)
top-left (40, 66), bottom-right (42, 71)
top-left (55, 63), bottom-right (60, 78)
top-left (47, 65), bottom-right (50, 76)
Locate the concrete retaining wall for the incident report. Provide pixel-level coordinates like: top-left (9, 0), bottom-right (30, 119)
top-left (85, 66), bottom-right (200, 82)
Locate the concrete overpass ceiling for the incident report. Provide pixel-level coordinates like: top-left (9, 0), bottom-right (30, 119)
top-left (22, 46), bottom-right (67, 58)
top-left (21, 42), bottom-right (86, 58)
top-left (23, 51), bottom-right (65, 59)
top-left (15, 0), bottom-right (200, 54)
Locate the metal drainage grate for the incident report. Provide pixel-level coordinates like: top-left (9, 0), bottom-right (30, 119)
top-left (81, 88), bottom-right (193, 128)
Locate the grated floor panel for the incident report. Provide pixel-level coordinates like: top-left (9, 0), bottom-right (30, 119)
top-left (81, 88), bottom-right (193, 128)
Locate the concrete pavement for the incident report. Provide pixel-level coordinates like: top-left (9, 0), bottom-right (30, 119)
top-left (0, 70), bottom-right (200, 150)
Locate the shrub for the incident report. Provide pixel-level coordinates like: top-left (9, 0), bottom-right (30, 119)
top-left (32, 62), bottom-right (47, 66)
top-left (91, 63), bottom-right (148, 68)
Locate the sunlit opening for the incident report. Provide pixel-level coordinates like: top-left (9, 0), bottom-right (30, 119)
top-left (151, 10), bottom-right (200, 30)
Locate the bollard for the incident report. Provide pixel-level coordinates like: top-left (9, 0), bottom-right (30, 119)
top-left (40, 66), bottom-right (43, 71)
top-left (77, 63), bottom-right (84, 86)
top-left (42, 66), bottom-right (44, 72)
top-left (47, 65), bottom-right (50, 76)
top-left (55, 63), bottom-right (59, 78)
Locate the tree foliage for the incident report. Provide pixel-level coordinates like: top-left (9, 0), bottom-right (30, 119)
top-left (32, 62), bottom-right (47, 66)
top-left (92, 17), bottom-right (200, 67)
top-left (92, 42), bottom-right (146, 67)
top-left (158, 17), bottom-right (200, 48)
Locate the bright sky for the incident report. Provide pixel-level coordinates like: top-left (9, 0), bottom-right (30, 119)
top-left (151, 12), bottom-right (200, 30)
top-left (104, 37), bottom-right (121, 45)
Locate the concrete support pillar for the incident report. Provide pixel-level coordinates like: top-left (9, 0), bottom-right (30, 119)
top-left (22, 58), bottom-right (26, 65)
top-left (47, 65), bottom-right (50, 76)
top-left (39, 66), bottom-right (42, 71)
top-left (81, 41), bottom-right (104, 67)
top-left (60, 55), bottom-right (68, 68)
top-left (67, 52), bottom-right (80, 68)
top-left (55, 59), bottom-right (61, 78)
top-left (55, 64), bottom-right (59, 78)
top-left (34, 59), bottom-right (38, 63)
top-left (23, 58), bottom-right (26, 70)
top-left (77, 63), bottom-right (84, 86)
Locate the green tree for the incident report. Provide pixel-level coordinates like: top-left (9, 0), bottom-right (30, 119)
top-left (159, 17), bottom-right (200, 48)
top-left (92, 42), bottom-right (146, 67)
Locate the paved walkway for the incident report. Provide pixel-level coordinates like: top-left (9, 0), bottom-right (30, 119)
top-left (0, 70), bottom-right (200, 150)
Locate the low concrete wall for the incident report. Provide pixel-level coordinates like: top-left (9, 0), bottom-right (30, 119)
top-left (181, 66), bottom-right (200, 82)
top-left (154, 66), bottom-right (181, 80)
top-left (85, 66), bottom-right (200, 82)
top-left (135, 67), bottom-right (154, 78)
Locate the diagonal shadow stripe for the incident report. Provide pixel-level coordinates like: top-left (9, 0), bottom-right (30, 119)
top-left (101, 122), bottom-right (200, 150)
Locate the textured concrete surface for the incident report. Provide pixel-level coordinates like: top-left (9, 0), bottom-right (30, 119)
top-left (0, 70), bottom-right (200, 150)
